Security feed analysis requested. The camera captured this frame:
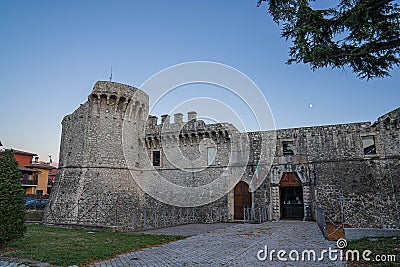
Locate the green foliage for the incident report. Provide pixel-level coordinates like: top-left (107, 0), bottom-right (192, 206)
top-left (0, 150), bottom-right (26, 244)
top-left (0, 224), bottom-right (184, 266)
top-left (258, 0), bottom-right (400, 79)
top-left (347, 237), bottom-right (399, 266)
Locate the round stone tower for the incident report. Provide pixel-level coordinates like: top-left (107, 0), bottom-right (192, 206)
top-left (44, 81), bottom-right (149, 229)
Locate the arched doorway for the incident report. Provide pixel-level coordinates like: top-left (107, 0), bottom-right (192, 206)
top-left (280, 172), bottom-right (304, 219)
top-left (234, 181), bottom-right (251, 220)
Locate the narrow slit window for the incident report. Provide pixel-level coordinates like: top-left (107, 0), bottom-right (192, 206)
top-left (207, 147), bottom-right (216, 166)
top-left (362, 136), bottom-right (376, 155)
top-left (153, 151), bottom-right (161, 166)
top-left (231, 151), bottom-right (240, 164)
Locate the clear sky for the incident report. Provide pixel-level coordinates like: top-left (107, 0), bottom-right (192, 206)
top-left (0, 0), bottom-right (399, 163)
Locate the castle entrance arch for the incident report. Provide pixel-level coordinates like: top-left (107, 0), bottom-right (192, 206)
top-left (234, 181), bottom-right (251, 220)
top-left (279, 172), bottom-right (304, 219)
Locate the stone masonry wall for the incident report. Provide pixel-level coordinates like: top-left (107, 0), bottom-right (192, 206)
top-left (44, 81), bottom-right (149, 230)
top-left (257, 108), bottom-right (400, 224)
top-left (45, 80), bottom-right (399, 230)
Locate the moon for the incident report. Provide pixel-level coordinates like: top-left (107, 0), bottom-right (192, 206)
top-left (309, 103), bottom-right (313, 108)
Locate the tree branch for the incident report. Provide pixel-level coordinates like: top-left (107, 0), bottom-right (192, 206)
top-left (304, 38), bottom-right (400, 63)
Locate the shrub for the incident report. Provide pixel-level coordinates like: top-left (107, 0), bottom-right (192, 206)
top-left (0, 150), bottom-right (26, 244)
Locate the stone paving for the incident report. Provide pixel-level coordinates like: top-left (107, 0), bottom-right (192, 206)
top-left (95, 221), bottom-right (345, 267)
top-left (0, 221), bottom-right (346, 267)
top-left (139, 222), bottom-right (235, 236)
top-left (0, 257), bottom-right (50, 267)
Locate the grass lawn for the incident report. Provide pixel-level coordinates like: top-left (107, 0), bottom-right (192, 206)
top-left (0, 224), bottom-right (184, 266)
top-left (347, 237), bottom-right (399, 266)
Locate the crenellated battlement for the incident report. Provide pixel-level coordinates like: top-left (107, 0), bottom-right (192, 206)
top-left (144, 111), bottom-right (236, 149)
top-left (91, 81), bottom-right (139, 99)
top-left (84, 81), bottom-right (148, 121)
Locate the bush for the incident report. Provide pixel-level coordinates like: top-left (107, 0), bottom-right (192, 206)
top-left (0, 150), bottom-right (26, 244)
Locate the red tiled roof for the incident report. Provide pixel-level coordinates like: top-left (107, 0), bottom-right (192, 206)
top-left (10, 149), bottom-right (38, 156)
top-left (27, 164), bottom-right (56, 170)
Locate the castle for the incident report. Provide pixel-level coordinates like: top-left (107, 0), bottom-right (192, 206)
top-left (44, 81), bottom-right (400, 230)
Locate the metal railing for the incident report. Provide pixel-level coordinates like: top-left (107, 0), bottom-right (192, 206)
top-left (44, 202), bottom-right (230, 231)
top-left (319, 194), bottom-right (400, 239)
top-left (340, 195), bottom-right (400, 229)
top-left (44, 202), bottom-right (131, 228)
top-left (132, 206), bottom-right (229, 231)
top-left (314, 206), bottom-right (326, 239)
top-left (243, 207), bottom-right (268, 224)
top-left (20, 178), bottom-right (38, 185)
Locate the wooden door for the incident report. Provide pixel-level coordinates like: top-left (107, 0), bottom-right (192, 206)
top-left (234, 181), bottom-right (251, 220)
top-left (280, 172), bottom-right (301, 187)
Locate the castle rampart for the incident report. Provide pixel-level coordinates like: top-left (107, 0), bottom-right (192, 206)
top-left (44, 81), bottom-right (400, 230)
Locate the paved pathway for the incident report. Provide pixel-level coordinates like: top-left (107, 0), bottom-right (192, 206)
top-left (0, 258), bottom-right (50, 267)
top-left (94, 221), bottom-right (345, 267)
top-left (1, 221), bottom-right (345, 267)
top-left (139, 222), bottom-right (235, 236)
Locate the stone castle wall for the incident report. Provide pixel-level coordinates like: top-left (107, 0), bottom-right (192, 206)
top-left (44, 81), bottom-right (400, 230)
top-left (259, 110), bottom-right (400, 222)
top-left (44, 82), bottom-right (149, 229)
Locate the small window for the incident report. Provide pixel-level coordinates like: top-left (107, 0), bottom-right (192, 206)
top-left (362, 136), bottom-right (376, 155)
top-left (282, 141), bottom-right (294, 155)
top-left (207, 147), bottom-right (216, 166)
top-left (153, 151), bottom-right (161, 166)
top-left (231, 151), bottom-right (240, 164)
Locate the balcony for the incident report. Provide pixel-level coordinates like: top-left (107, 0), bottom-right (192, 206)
top-left (20, 178), bottom-right (38, 186)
